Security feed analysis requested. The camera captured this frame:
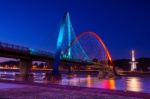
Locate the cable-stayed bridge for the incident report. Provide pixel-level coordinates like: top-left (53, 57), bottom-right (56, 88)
top-left (0, 12), bottom-right (116, 80)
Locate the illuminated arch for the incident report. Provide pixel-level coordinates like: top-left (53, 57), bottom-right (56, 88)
top-left (70, 32), bottom-right (113, 66)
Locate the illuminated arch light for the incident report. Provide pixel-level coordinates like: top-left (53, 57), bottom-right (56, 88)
top-left (70, 31), bottom-right (113, 66)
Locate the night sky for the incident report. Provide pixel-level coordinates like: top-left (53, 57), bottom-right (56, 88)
top-left (0, 0), bottom-right (150, 60)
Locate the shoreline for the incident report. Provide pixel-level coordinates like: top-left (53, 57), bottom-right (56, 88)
top-left (0, 79), bottom-right (150, 98)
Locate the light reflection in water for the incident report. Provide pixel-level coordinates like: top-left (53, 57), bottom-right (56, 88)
top-left (101, 79), bottom-right (116, 89)
top-left (126, 77), bottom-right (142, 92)
top-left (61, 74), bottom-right (80, 86)
top-left (0, 71), bottom-right (150, 93)
top-left (87, 75), bottom-right (92, 87)
top-left (109, 80), bottom-right (116, 89)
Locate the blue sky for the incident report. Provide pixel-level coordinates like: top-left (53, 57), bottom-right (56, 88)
top-left (0, 0), bottom-right (150, 59)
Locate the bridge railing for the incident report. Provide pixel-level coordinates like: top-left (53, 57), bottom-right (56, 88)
top-left (29, 48), bottom-right (54, 58)
top-left (0, 41), bottom-right (54, 58)
top-left (61, 56), bottom-right (93, 64)
top-left (0, 41), bottom-right (29, 52)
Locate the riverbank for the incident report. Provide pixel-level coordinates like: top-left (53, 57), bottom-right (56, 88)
top-left (0, 80), bottom-right (150, 99)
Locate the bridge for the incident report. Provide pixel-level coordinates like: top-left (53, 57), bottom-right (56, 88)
top-left (0, 41), bottom-right (92, 64)
top-left (0, 12), bottom-right (116, 80)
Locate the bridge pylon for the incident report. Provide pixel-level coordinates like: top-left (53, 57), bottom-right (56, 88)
top-left (52, 12), bottom-right (73, 75)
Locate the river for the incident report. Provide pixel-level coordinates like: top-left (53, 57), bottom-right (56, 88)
top-left (0, 71), bottom-right (150, 93)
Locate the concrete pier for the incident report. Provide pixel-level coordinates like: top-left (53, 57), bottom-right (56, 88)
top-left (98, 66), bottom-right (115, 79)
top-left (15, 58), bottom-right (33, 81)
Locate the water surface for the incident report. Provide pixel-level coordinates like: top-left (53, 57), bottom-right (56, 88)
top-left (1, 71), bottom-right (150, 93)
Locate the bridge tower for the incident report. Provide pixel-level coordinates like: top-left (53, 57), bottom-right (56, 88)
top-left (52, 12), bottom-right (72, 75)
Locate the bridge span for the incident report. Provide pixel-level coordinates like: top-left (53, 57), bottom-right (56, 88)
top-left (0, 41), bottom-right (93, 64)
top-left (0, 41), bottom-right (96, 80)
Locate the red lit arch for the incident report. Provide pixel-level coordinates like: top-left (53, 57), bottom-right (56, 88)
top-left (71, 32), bottom-right (113, 66)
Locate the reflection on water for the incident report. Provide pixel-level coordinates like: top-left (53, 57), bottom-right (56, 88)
top-left (62, 75), bottom-right (116, 90)
top-left (87, 75), bottom-right (92, 87)
top-left (0, 71), bottom-right (150, 93)
top-left (33, 72), bottom-right (45, 83)
top-left (0, 71), bottom-right (17, 80)
top-left (101, 79), bottom-right (116, 90)
top-left (126, 77), bottom-right (142, 92)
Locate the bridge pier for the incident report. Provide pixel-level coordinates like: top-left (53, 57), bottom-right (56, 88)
top-left (15, 58), bottom-right (33, 81)
top-left (66, 64), bottom-right (72, 74)
top-left (98, 66), bottom-right (116, 79)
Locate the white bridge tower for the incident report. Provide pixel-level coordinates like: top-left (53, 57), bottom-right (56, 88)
top-left (129, 50), bottom-right (138, 71)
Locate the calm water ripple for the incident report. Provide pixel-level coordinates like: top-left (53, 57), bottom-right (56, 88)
top-left (1, 71), bottom-right (150, 93)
